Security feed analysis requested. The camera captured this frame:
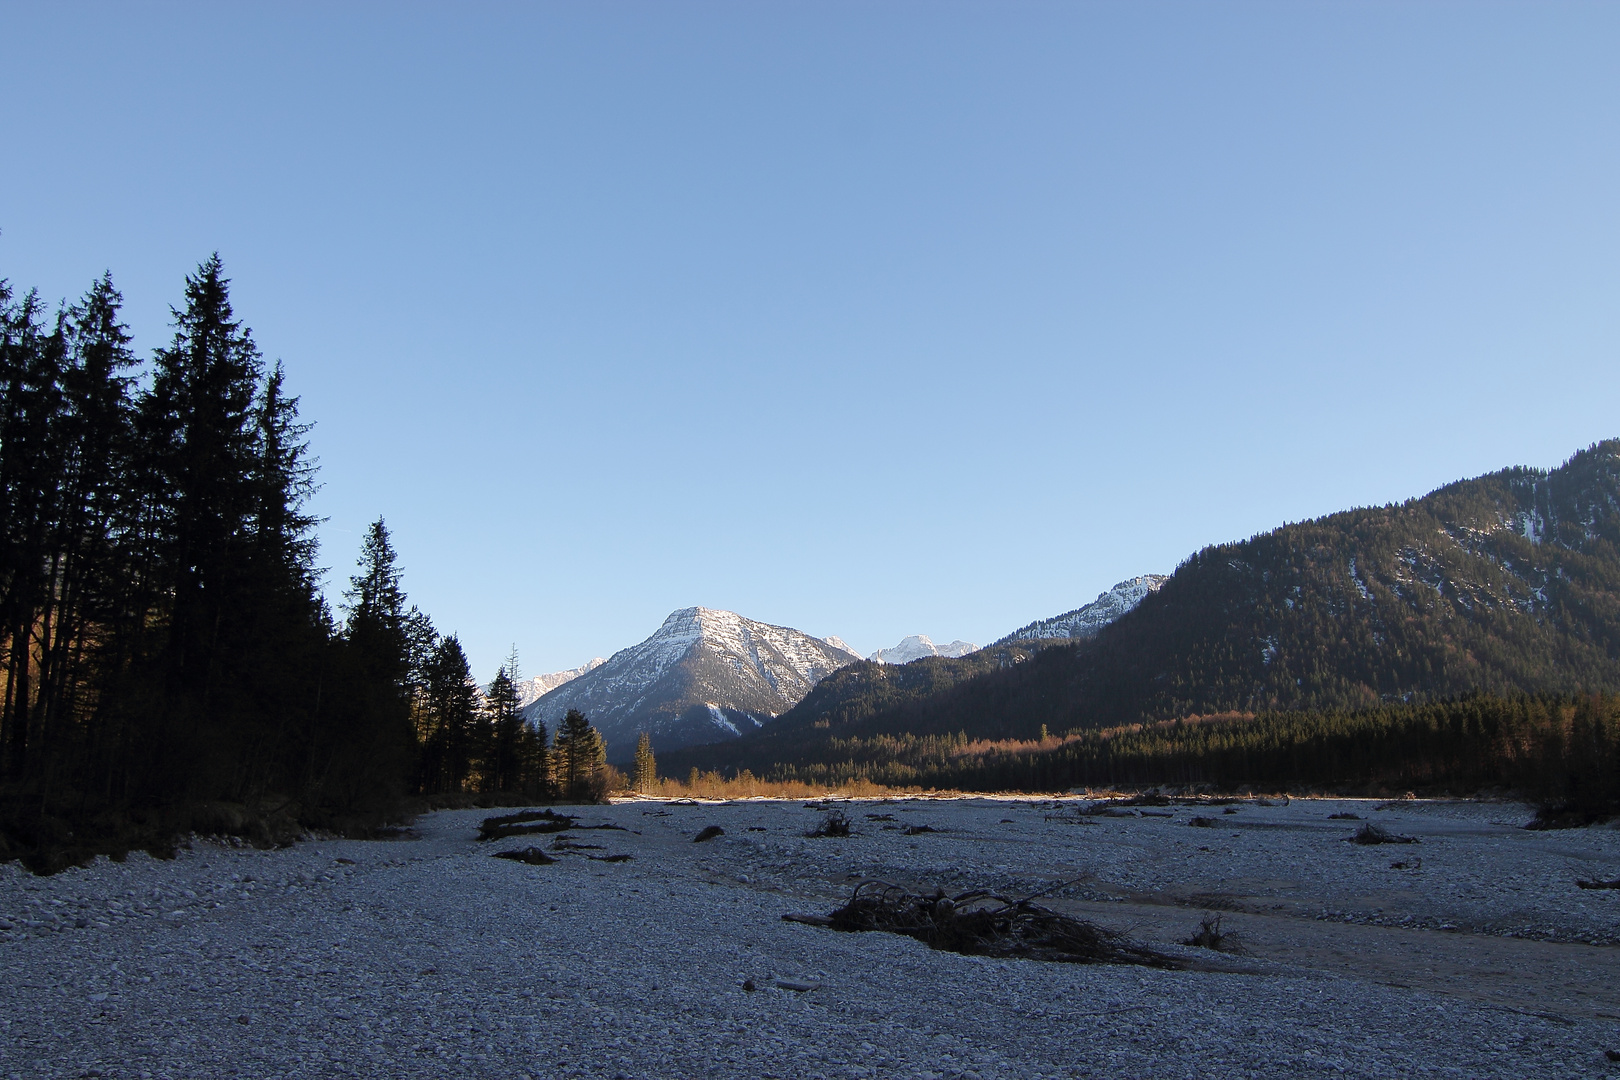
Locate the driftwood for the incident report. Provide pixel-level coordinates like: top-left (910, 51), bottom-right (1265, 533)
top-left (786, 880), bottom-right (1181, 968)
top-left (478, 809), bottom-right (576, 842)
top-left (1576, 877), bottom-right (1620, 890)
top-left (493, 846), bottom-right (555, 865)
top-left (1348, 823), bottom-right (1419, 845)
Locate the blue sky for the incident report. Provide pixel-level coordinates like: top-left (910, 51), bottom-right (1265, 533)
top-left (3, 3), bottom-right (1618, 679)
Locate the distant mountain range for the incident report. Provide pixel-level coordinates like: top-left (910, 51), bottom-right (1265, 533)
top-left (869, 635), bottom-right (978, 664)
top-left (519, 607), bottom-right (861, 759)
top-left (662, 440), bottom-right (1620, 779)
top-left (515, 659), bottom-right (606, 708)
top-left (522, 587), bottom-right (1162, 762)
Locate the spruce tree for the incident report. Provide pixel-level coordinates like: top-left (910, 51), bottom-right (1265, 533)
top-left (632, 732), bottom-right (656, 794)
top-left (325, 517), bottom-right (418, 810)
top-left (553, 708), bottom-right (606, 802)
top-left (421, 634), bottom-right (478, 795)
top-left (485, 659), bottom-right (524, 792)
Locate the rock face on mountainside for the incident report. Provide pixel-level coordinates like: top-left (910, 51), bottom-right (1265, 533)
top-left (520, 607), bottom-right (862, 758)
top-left (869, 635), bottom-right (979, 664)
top-left (995, 575), bottom-right (1169, 644)
top-left (515, 659), bottom-right (607, 708)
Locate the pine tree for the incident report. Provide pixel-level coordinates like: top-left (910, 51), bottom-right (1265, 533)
top-left (485, 656), bottom-right (524, 793)
top-left (553, 708), bottom-right (606, 802)
top-left (632, 732), bottom-right (656, 794)
top-left (420, 634), bottom-right (478, 794)
top-left (141, 255), bottom-right (264, 687)
top-left (323, 517), bottom-right (418, 810)
top-left (0, 285), bottom-right (68, 777)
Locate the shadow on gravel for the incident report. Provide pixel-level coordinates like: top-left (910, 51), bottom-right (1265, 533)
top-left (785, 880), bottom-right (1181, 969)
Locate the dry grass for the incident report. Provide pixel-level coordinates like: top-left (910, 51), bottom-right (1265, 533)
top-left (628, 772), bottom-right (907, 801)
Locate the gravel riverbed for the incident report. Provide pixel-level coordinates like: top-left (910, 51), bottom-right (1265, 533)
top-left (5, 795), bottom-right (1620, 1079)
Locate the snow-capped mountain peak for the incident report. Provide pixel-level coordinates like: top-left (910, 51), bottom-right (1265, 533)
top-left (869, 634), bottom-right (979, 665)
top-left (521, 607), bottom-right (860, 757)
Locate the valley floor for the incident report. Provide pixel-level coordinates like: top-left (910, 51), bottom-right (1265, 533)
top-left (5, 796), bottom-right (1620, 1079)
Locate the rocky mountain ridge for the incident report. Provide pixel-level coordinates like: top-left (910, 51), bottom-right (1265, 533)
top-left (515, 659), bottom-right (607, 708)
top-left (994, 575), bottom-right (1168, 644)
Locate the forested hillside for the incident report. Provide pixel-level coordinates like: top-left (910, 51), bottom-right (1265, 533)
top-left (665, 443), bottom-right (1620, 779)
top-left (0, 259), bottom-right (607, 870)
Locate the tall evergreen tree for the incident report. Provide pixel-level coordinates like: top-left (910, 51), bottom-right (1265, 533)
top-left (323, 518), bottom-right (417, 811)
top-left (484, 658), bottom-right (524, 793)
top-left (420, 634), bottom-right (478, 795)
top-left (553, 708), bottom-right (606, 802)
top-left (632, 732), bottom-right (656, 794)
top-left (0, 285), bottom-right (67, 777)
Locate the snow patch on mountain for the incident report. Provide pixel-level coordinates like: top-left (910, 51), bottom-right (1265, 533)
top-left (869, 634), bottom-right (979, 665)
top-left (996, 575), bottom-right (1169, 644)
top-left (515, 658), bottom-right (607, 708)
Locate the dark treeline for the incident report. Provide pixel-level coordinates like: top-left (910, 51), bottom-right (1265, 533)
top-left (1, 258), bottom-right (608, 870)
top-left (765, 693), bottom-right (1620, 818)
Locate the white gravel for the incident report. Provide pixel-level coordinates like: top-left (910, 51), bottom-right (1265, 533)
top-left (5, 796), bottom-right (1620, 1079)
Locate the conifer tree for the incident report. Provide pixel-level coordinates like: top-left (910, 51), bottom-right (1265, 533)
top-left (485, 657), bottom-right (524, 793)
top-left (420, 634), bottom-right (478, 794)
top-left (632, 732), bottom-right (656, 794)
top-left (553, 708), bottom-right (606, 802)
top-left (325, 517), bottom-right (418, 809)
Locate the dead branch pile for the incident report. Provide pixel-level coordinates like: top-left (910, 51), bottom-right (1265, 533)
top-left (789, 880), bottom-right (1180, 968)
top-left (805, 810), bottom-right (852, 838)
top-left (1348, 823), bottom-right (1419, 845)
top-left (479, 809), bottom-right (576, 842)
top-left (1183, 913), bottom-right (1247, 954)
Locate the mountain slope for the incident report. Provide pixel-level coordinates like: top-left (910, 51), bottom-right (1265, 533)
top-left (520, 607), bottom-right (861, 758)
top-left (995, 576), bottom-right (1168, 644)
top-left (667, 440), bottom-right (1620, 776)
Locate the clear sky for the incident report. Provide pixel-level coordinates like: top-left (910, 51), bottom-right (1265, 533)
top-left (3, 3), bottom-right (1617, 680)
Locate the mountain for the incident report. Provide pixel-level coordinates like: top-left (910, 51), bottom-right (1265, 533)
top-left (663, 440), bottom-right (1620, 777)
top-left (660, 577), bottom-right (1161, 776)
top-left (520, 607), bottom-right (862, 758)
top-left (995, 575), bottom-right (1168, 644)
top-left (515, 659), bottom-right (607, 708)
top-left (869, 635), bottom-right (979, 664)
